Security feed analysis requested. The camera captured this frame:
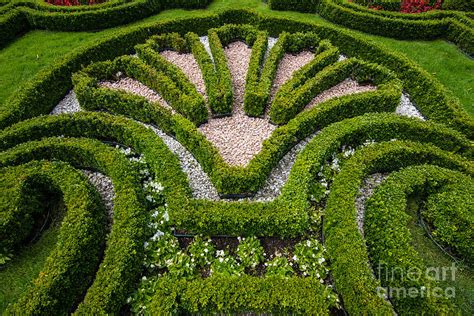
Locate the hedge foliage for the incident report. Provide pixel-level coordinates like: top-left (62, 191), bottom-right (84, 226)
top-left (0, 0), bottom-right (212, 48)
top-left (268, 0), bottom-right (473, 56)
top-left (149, 275), bottom-right (336, 314)
top-left (1, 161), bottom-right (106, 314)
top-left (365, 165), bottom-right (473, 313)
top-left (0, 137), bottom-right (149, 314)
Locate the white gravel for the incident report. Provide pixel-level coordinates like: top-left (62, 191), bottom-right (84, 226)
top-left (355, 173), bottom-right (388, 235)
top-left (264, 37), bottom-right (278, 61)
top-left (396, 92), bottom-right (425, 120)
top-left (81, 170), bottom-right (115, 224)
top-left (160, 50), bottom-right (207, 97)
top-left (50, 90), bottom-right (81, 114)
top-left (252, 132), bottom-right (318, 201)
top-left (146, 124), bottom-right (220, 200)
top-left (198, 41), bottom-right (276, 166)
top-left (306, 78), bottom-right (377, 110)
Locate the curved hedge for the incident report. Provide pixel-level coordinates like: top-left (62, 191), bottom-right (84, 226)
top-left (0, 137), bottom-right (148, 314)
top-left (365, 165), bottom-right (473, 312)
top-left (268, 0), bottom-right (474, 56)
top-left (0, 0), bottom-right (212, 48)
top-left (1, 160), bottom-right (106, 314)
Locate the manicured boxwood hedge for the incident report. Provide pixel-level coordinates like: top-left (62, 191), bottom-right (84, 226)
top-left (1, 161), bottom-right (106, 314)
top-left (0, 137), bottom-right (149, 314)
top-left (268, 0), bottom-right (474, 56)
top-left (149, 275), bottom-right (336, 314)
top-left (365, 165), bottom-right (473, 313)
top-left (0, 0), bottom-right (213, 48)
top-left (2, 9), bottom-right (471, 139)
top-left (323, 141), bottom-right (472, 314)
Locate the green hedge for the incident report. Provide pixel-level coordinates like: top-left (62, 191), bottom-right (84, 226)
top-left (149, 275), bottom-right (335, 314)
top-left (73, 55), bottom-right (208, 126)
top-left (443, 0), bottom-right (474, 11)
top-left (0, 137), bottom-right (149, 314)
top-left (268, 0), bottom-right (319, 12)
top-left (1, 161), bottom-right (106, 314)
top-left (365, 165), bottom-right (472, 313)
top-left (323, 141), bottom-right (472, 314)
top-left (2, 10), bottom-right (472, 139)
top-left (268, 0), bottom-right (473, 56)
top-left (269, 57), bottom-right (399, 124)
top-left (0, 0), bottom-right (213, 48)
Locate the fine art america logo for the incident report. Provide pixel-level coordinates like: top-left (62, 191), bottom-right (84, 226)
top-left (376, 263), bottom-right (457, 299)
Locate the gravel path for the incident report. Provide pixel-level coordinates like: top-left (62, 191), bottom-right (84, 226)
top-left (100, 78), bottom-right (173, 111)
top-left (306, 78), bottom-right (377, 110)
top-left (198, 41), bottom-right (276, 166)
top-left (82, 170), bottom-right (115, 224)
top-left (146, 124), bottom-right (220, 200)
top-left (396, 92), bottom-right (425, 120)
top-left (355, 173), bottom-right (388, 235)
top-left (160, 50), bottom-right (207, 97)
top-left (252, 133), bottom-right (318, 201)
top-left (269, 51), bottom-right (315, 103)
top-left (50, 90), bottom-right (81, 114)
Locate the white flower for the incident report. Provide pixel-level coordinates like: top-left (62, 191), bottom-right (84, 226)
top-left (163, 211), bottom-right (169, 222)
top-left (219, 257), bottom-right (224, 263)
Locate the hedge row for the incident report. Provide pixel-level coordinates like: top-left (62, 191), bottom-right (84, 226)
top-left (149, 275), bottom-right (336, 314)
top-left (270, 57), bottom-right (399, 124)
top-left (245, 31), bottom-right (325, 117)
top-left (1, 161), bottom-right (106, 314)
top-left (2, 9), bottom-right (472, 138)
top-left (73, 53), bottom-right (401, 196)
top-left (0, 0), bottom-right (213, 48)
top-left (73, 55), bottom-right (208, 126)
top-left (268, 0), bottom-right (473, 55)
top-left (323, 141), bottom-right (472, 314)
top-left (1, 114), bottom-right (472, 313)
top-left (365, 165), bottom-right (473, 312)
top-left (0, 137), bottom-right (149, 314)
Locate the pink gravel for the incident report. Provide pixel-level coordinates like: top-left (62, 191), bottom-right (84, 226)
top-left (100, 78), bottom-right (173, 111)
top-left (305, 78), bottom-right (377, 110)
top-left (198, 41), bottom-right (276, 166)
top-left (269, 51), bottom-right (315, 103)
top-left (160, 50), bottom-right (207, 98)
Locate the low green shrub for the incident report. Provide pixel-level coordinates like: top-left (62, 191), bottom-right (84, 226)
top-left (148, 275), bottom-right (336, 314)
top-left (0, 137), bottom-right (148, 314)
top-left (443, 0), bottom-right (474, 11)
top-left (1, 161), bottom-right (106, 314)
top-left (365, 165), bottom-right (472, 313)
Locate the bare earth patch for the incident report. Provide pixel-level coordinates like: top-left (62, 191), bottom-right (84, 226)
top-left (198, 41), bottom-right (276, 166)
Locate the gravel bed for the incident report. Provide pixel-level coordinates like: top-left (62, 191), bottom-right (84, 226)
top-left (199, 36), bottom-right (214, 63)
top-left (160, 50), bottom-right (207, 97)
top-left (50, 90), bottom-right (81, 114)
top-left (264, 37), bottom-right (278, 60)
top-left (82, 170), bottom-right (115, 224)
top-left (269, 51), bottom-right (315, 103)
top-left (396, 92), bottom-right (425, 120)
top-left (146, 124), bottom-right (220, 200)
top-left (100, 77), bottom-right (173, 111)
top-left (306, 78), bottom-right (377, 110)
top-left (355, 173), bottom-right (388, 235)
top-left (198, 41), bottom-right (276, 166)
top-left (252, 133), bottom-right (318, 201)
